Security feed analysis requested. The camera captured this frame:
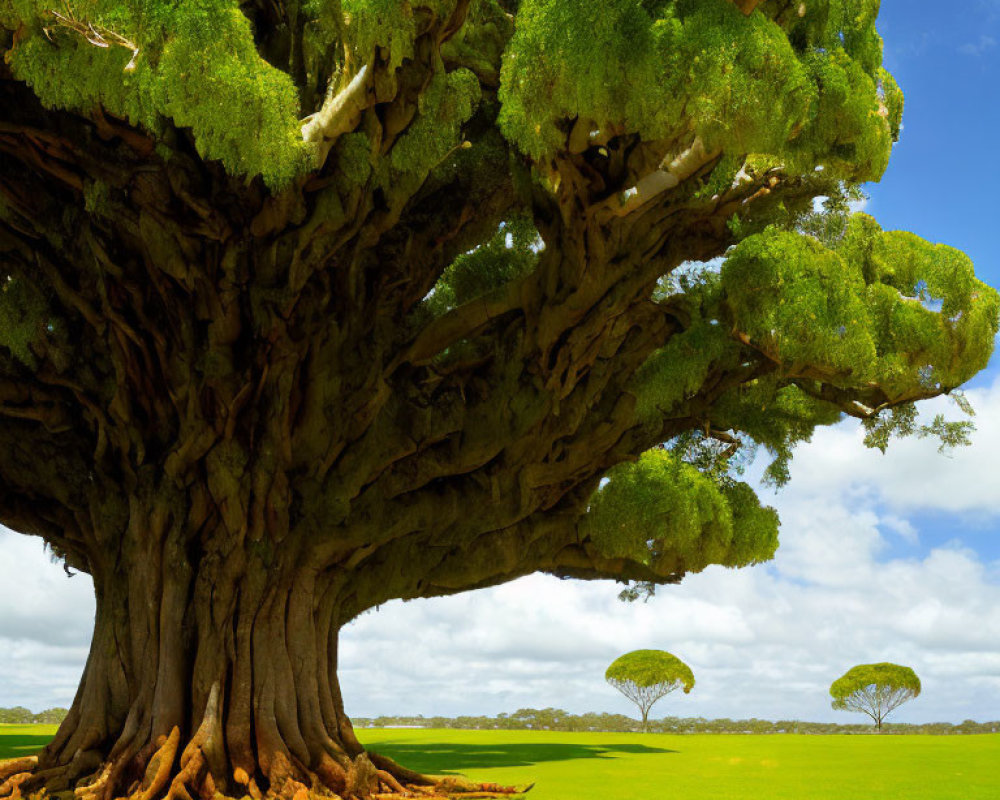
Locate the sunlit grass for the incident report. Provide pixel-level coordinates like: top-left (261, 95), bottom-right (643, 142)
top-left (4, 724), bottom-right (998, 799)
top-left (359, 727), bottom-right (1000, 800)
top-left (0, 725), bottom-right (57, 760)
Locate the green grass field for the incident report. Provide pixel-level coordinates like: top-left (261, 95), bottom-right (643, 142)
top-left (3, 725), bottom-right (998, 799)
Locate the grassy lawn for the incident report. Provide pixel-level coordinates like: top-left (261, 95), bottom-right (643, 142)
top-left (359, 728), bottom-right (1000, 800)
top-left (4, 725), bottom-right (998, 799)
top-left (0, 725), bottom-right (56, 761)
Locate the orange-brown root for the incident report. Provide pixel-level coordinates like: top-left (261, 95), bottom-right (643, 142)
top-left (72, 760), bottom-right (114, 800)
top-left (0, 756), bottom-right (39, 800)
top-left (7, 742), bottom-right (527, 800)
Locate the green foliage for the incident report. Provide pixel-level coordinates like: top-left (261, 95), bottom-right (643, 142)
top-left (342, 0), bottom-right (416, 71)
top-left (582, 448), bottom-right (778, 574)
top-left (830, 663), bottom-right (921, 701)
top-left (3, 0), bottom-right (312, 188)
top-left (630, 211), bottom-right (997, 492)
top-left (830, 662), bottom-right (921, 728)
top-left (795, 188), bottom-right (865, 248)
top-left (722, 215), bottom-right (999, 396)
top-left (0, 706), bottom-right (68, 724)
top-left (0, 274), bottom-right (52, 369)
top-left (621, 207), bottom-right (997, 538)
top-left (606, 649), bottom-right (695, 692)
top-left (713, 381), bottom-right (842, 486)
top-left (341, 0), bottom-right (459, 65)
top-left (860, 403), bottom-right (975, 454)
top-left (878, 67), bottom-right (904, 141)
top-left (630, 313), bottom-right (734, 424)
top-left (426, 213), bottom-right (539, 315)
top-left (335, 131), bottom-right (374, 186)
top-left (0, 0), bottom-right (948, 197)
top-left (389, 67), bottom-right (481, 176)
top-left (499, 0), bottom-right (893, 182)
top-left (302, 0), bottom-right (344, 67)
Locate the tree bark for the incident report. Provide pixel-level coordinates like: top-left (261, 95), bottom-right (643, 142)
top-left (6, 482), bottom-right (520, 800)
top-left (31, 520), bottom-right (347, 798)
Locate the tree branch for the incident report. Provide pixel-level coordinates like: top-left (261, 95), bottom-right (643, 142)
top-left (300, 65), bottom-right (371, 165)
top-left (601, 137), bottom-right (721, 218)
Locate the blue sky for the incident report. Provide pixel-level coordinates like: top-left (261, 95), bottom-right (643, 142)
top-left (1, 0), bottom-right (999, 725)
top-left (865, 0), bottom-right (1000, 566)
top-left (874, 1), bottom-right (1000, 291)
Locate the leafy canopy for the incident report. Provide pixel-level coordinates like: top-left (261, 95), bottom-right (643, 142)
top-left (831, 662), bottom-right (921, 699)
top-left (2, 0), bottom-right (900, 187)
top-left (500, 0), bottom-right (895, 181)
top-left (830, 662), bottom-right (921, 727)
top-left (606, 650), bottom-right (694, 727)
top-left (606, 649), bottom-right (695, 692)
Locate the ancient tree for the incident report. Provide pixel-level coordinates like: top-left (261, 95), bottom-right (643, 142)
top-left (0, 0), bottom-right (995, 797)
top-left (606, 650), bottom-right (694, 732)
top-left (831, 663), bottom-right (921, 731)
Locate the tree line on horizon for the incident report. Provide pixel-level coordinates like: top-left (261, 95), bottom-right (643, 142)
top-left (0, 707), bottom-right (69, 725)
top-left (5, 706), bottom-right (996, 735)
top-left (349, 709), bottom-right (998, 736)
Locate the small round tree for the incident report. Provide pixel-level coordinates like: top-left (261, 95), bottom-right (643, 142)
top-left (830, 663), bottom-right (921, 731)
top-left (606, 650), bottom-right (694, 731)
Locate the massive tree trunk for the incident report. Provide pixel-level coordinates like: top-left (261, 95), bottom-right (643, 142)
top-left (40, 557), bottom-right (370, 800)
top-left (12, 480), bottom-right (522, 800)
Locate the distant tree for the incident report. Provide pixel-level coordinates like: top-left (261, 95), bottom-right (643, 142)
top-left (606, 650), bottom-right (694, 731)
top-left (830, 663), bottom-right (921, 731)
top-left (30, 708), bottom-right (70, 725)
top-left (0, 707), bottom-right (33, 724)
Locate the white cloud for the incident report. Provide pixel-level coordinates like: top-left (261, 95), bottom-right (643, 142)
top-left (339, 378), bottom-right (1000, 725)
top-left (785, 379), bottom-right (1000, 515)
top-left (0, 532), bottom-right (95, 710)
top-left (339, 536), bottom-right (1000, 724)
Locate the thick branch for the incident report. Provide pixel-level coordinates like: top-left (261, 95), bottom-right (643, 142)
top-left (300, 65), bottom-right (371, 162)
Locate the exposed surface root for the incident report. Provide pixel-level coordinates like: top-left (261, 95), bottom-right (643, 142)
top-left (0, 757), bottom-right (38, 799)
top-left (3, 746), bottom-right (527, 800)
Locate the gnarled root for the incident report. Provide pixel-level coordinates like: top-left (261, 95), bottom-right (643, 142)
top-left (0, 757), bottom-right (39, 800)
top-left (7, 736), bottom-right (527, 800)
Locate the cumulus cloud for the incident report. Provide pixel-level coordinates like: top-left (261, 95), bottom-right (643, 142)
top-left (339, 542), bottom-right (1000, 724)
top-left (0, 532), bottom-right (95, 710)
top-left (785, 380), bottom-right (1000, 515)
